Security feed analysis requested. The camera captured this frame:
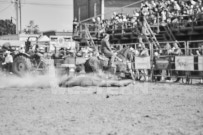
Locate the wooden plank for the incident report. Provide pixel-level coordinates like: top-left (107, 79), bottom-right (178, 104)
top-left (198, 56), bottom-right (203, 71)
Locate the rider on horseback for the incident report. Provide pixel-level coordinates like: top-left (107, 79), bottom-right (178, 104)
top-left (101, 33), bottom-right (116, 67)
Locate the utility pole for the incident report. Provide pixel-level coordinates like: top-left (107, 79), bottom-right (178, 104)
top-left (19, 0), bottom-right (22, 33)
top-left (15, 0), bottom-right (19, 34)
top-left (94, 3), bottom-right (97, 17)
top-left (78, 7), bottom-right (80, 22)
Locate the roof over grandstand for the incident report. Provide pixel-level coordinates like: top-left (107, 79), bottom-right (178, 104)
top-left (74, 0), bottom-right (141, 22)
top-left (42, 30), bottom-right (72, 37)
top-left (105, 0), bottom-right (141, 7)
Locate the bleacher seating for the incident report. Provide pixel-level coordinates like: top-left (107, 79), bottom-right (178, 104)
top-left (73, 0), bottom-right (203, 46)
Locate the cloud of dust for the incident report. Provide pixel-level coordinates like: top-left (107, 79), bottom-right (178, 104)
top-left (0, 72), bottom-right (60, 88)
top-left (0, 68), bottom-right (118, 89)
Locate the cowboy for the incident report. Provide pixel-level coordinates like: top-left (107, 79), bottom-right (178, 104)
top-left (2, 50), bottom-right (13, 73)
top-left (101, 33), bottom-right (116, 67)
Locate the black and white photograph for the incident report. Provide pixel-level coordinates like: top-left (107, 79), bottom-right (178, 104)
top-left (0, 0), bottom-right (203, 134)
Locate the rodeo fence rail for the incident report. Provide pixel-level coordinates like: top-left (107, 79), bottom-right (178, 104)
top-left (111, 40), bottom-right (203, 83)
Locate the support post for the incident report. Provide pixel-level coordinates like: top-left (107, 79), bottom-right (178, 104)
top-left (15, 0), bottom-right (19, 34)
top-left (78, 7), bottom-right (81, 22)
top-left (19, 0), bottom-right (22, 33)
top-left (101, 0), bottom-right (104, 20)
top-left (94, 3), bottom-right (97, 17)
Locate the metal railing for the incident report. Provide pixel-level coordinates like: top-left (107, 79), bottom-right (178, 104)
top-left (109, 40), bottom-right (203, 83)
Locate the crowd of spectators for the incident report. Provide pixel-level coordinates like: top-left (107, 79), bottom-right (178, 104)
top-left (82, 0), bottom-right (203, 35)
top-left (72, 0), bottom-right (203, 83)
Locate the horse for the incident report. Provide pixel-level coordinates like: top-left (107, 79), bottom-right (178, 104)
top-left (59, 73), bottom-right (133, 87)
top-left (82, 46), bottom-right (137, 80)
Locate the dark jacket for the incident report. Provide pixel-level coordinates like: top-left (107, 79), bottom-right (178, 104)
top-left (101, 38), bottom-right (113, 58)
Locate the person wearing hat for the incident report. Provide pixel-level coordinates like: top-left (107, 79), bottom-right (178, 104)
top-left (101, 33), bottom-right (116, 67)
top-left (2, 50), bottom-right (13, 73)
top-left (2, 42), bottom-right (12, 51)
top-left (138, 43), bottom-right (149, 57)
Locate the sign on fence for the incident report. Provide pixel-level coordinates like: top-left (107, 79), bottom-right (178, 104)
top-left (198, 56), bottom-right (203, 71)
top-left (175, 56), bottom-right (194, 71)
top-left (135, 56), bottom-right (151, 69)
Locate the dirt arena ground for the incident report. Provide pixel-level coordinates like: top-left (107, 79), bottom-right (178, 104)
top-left (0, 75), bottom-right (203, 135)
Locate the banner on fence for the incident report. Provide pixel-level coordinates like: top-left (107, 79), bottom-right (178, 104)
top-left (135, 56), bottom-right (151, 69)
top-left (175, 56), bottom-right (194, 71)
top-left (198, 56), bottom-right (203, 71)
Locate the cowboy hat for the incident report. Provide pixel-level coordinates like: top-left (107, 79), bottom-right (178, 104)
top-left (5, 50), bottom-right (11, 54)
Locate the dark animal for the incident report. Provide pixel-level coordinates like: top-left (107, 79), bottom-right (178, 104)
top-left (59, 73), bottom-right (132, 87)
top-left (83, 47), bottom-right (136, 79)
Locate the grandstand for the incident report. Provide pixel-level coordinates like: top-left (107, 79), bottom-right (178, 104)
top-left (73, 0), bottom-right (203, 83)
top-left (74, 0), bottom-right (203, 44)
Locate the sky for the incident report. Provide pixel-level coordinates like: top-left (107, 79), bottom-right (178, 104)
top-left (0, 0), bottom-right (73, 32)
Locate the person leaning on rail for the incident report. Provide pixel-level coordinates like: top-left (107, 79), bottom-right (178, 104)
top-left (138, 43), bottom-right (149, 81)
top-left (138, 43), bottom-right (149, 57)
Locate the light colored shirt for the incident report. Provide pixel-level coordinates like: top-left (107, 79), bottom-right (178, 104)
top-left (5, 54), bottom-right (13, 63)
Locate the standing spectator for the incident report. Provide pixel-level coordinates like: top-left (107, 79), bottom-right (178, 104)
top-left (197, 43), bottom-right (203, 83)
top-left (73, 18), bottom-right (79, 35)
top-left (171, 43), bottom-right (183, 83)
top-left (2, 50), bottom-right (13, 74)
top-left (163, 43), bottom-right (173, 81)
top-left (138, 43), bottom-right (149, 81)
top-left (161, 9), bottom-right (167, 24)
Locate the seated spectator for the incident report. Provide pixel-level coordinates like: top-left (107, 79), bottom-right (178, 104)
top-left (82, 0), bottom-right (203, 44)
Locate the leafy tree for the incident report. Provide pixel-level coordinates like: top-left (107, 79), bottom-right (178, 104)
top-left (24, 20), bottom-right (40, 34)
top-left (0, 19), bottom-right (16, 35)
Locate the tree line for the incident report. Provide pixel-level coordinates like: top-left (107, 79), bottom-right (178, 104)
top-left (0, 19), bottom-right (16, 36)
top-left (0, 19), bottom-right (40, 36)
